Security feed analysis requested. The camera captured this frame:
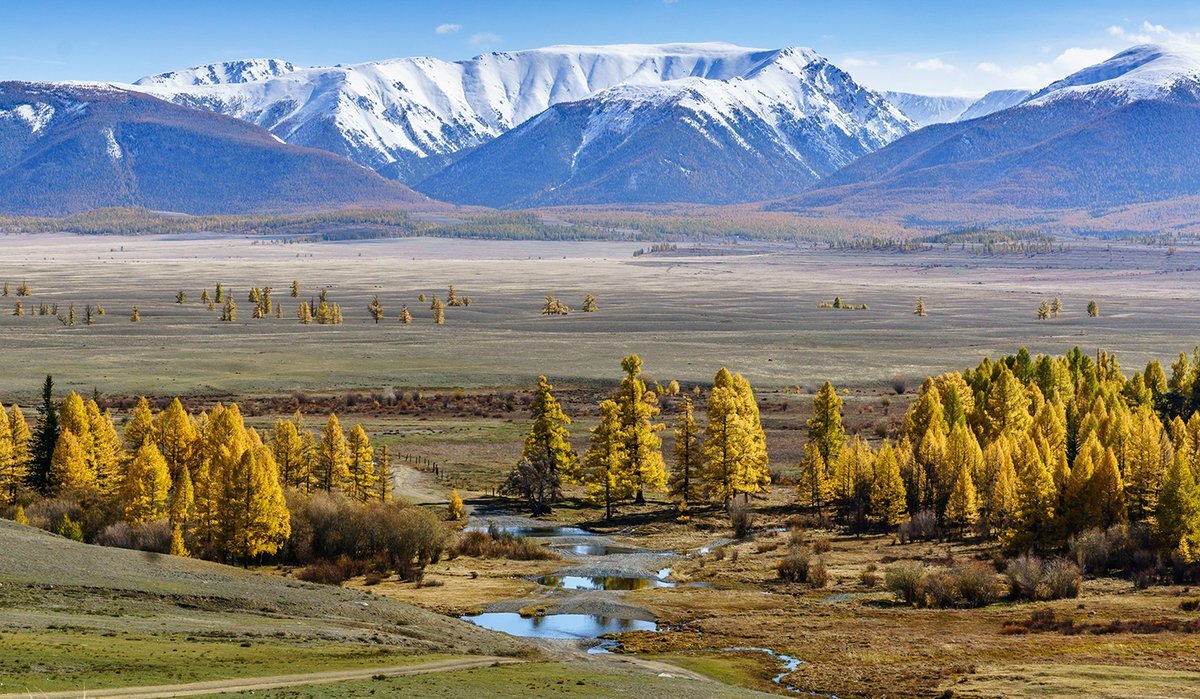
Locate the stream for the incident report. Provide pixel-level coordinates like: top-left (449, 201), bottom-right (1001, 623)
top-left (458, 517), bottom-right (817, 694)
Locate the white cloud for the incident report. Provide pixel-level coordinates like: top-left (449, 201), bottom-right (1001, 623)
top-left (912, 58), bottom-right (956, 72)
top-left (435, 23), bottom-right (462, 35)
top-left (469, 32), bottom-right (502, 47)
top-left (1107, 20), bottom-right (1197, 45)
top-left (976, 61), bottom-right (1003, 76)
top-left (968, 46), bottom-right (1113, 88)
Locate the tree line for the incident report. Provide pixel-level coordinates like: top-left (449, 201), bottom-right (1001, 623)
top-left (502, 355), bottom-right (769, 518)
top-left (799, 346), bottom-right (1200, 562)
top-left (1, 378), bottom-right (395, 563)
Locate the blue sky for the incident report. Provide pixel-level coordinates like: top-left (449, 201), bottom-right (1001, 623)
top-left (5, 1), bottom-right (1200, 94)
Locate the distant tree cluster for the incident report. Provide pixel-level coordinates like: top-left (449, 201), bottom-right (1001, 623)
top-left (818, 296), bottom-right (868, 310)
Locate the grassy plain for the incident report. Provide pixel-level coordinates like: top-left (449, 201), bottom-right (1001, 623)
top-left (0, 233), bottom-right (1197, 401)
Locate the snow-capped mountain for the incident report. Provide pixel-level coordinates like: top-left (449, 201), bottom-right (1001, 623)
top-left (131, 43), bottom-right (912, 185)
top-left (776, 43), bottom-right (1200, 215)
top-left (416, 47), bottom-right (913, 207)
top-left (0, 81), bottom-right (425, 216)
top-left (955, 89), bottom-right (1032, 121)
top-left (882, 92), bottom-right (975, 127)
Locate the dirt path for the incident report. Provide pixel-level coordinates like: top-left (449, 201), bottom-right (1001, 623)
top-left (1, 657), bottom-right (522, 699)
top-left (391, 462), bottom-right (448, 505)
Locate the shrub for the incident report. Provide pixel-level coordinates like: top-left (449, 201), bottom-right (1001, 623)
top-left (921, 569), bottom-right (958, 608)
top-left (55, 514), bottom-right (83, 542)
top-left (25, 497), bottom-right (82, 533)
top-left (885, 561), bottom-right (925, 605)
top-left (807, 558), bottom-right (829, 588)
top-left (95, 520), bottom-right (172, 553)
top-left (1006, 554), bottom-right (1082, 601)
top-left (860, 563), bottom-right (879, 588)
top-left (954, 561), bottom-right (1002, 607)
top-left (777, 552), bottom-right (811, 583)
top-left (1181, 599), bottom-right (1200, 612)
top-left (1043, 558), bottom-right (1082, 600)
top-left (295, 558), bottom-right (355, 585)
top-left (449, 527), bottom-right (557, 561)
top-left (729, 495), bottom-right (754, 539)
top-left (898, 510), bottom-right (940, 543)
top-left (1006, 553), bottom-right (1044, 600)
top-left (812, 539), bottom-right (832, 554)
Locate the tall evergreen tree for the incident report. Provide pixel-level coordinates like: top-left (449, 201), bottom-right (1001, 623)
top-left (581, 399), bottom-right (632, 519)
top-left (315, 414), bottom-right (350, 492)
top-left (29, 375), bottom-right (58, 495)
top-left (49, 430), bottom-right (94, 494)
top-left (615, 355), bottom-right (666, 504)
top-left (808, 381), bottom-right (845, 466)
top-left (345, 425), bottom-right (376, 500)
top-left (123, 442), bottom-right (171, 525)
top-left (870, 441), bottom-right (908, 528)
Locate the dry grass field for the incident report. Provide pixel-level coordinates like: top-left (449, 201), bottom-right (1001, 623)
top-left (0, 233), bottom-right (1197, 403)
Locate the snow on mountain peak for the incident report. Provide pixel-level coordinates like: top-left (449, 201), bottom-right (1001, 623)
top-left (127, 43), bottom-right (907, 182)
top-left (136, 58), bottom-right (299, 87)
top-left (1027, 43), bottom-right (1200, 106)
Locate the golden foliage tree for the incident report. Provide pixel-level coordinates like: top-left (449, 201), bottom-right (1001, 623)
top-left (122, 442), bottom-right (171, 525)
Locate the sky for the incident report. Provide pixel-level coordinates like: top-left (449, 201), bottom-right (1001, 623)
top-left (4, 1), bottom-right (1200, 95)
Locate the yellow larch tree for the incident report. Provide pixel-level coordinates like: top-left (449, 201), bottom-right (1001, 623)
top-left (122, 442), bottom-right (171, 525)
top-left (582, 399), bottom-right (633, 519)
top-left (50, 429), bottom-right (95, 494)
top-left (345, 424), bottom-right (376, 500)
top-left (315, 414), bottom-right (350, 492)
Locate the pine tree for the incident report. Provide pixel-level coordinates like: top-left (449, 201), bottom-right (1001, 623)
top-left (616, 355), bottom-right (667, 504)
top-left (220, 446), bottom-right (290, 561)
top-left (176, 291), bottom-right (187, 304)
top-left (201, 289), bottom-right (210, 304)
top-left (221, 296), bottom-right (236, 322)
top-left (297, 301), bottom-right (313, 324)
top-left (170, 523), bottom-right (188, 557)
top-left (808, 381), bottom-right (845, 465)
top-left (1037, 300), bottom-right (1050, 320)
top-left (1087, 300), bottom-right (1099, 317)
top-left (87, 401), bottom-right (123, 496)
top-left (581, 399), bottom-right (632, 519)
top-left (448, 489), bottom-right (465, 520)
top-left (214, 282), bottom-right (223, 303)
top-left (986, 368), bottom-right (1031, 439)
top-left (2, 281), bottom-right (8, 296)
top-left (1050, 296), bottom-right (1063, 318)
top-left (1156, 452), bottom-right (1200, 560)
top-left (376, 444), bottom-right (392, 501)
top-left (123, 396), bottom-right (155, 452)
top-left (170, 464), bottom-right (195, 530)
top-left (0, 408), bottom-right (14, 503)
top-left (9, 405), bottom-right (31, 500)
top-left (271, 418), bottom-right (306, 489)
top-left (156, 398), bottom-right (195, 479)
top-left (123, 442), bottom-right (171, 525)
top-left (1126, 406), bottom-right (1169, 520)
top-left (368, 295), bottom-right (384, 323)
top-left (314, 414), bottom-right (350, 492)
top-left (431, 297), bottom-right (445, 324)
top-left (131, 306), bottom-right (140, 322)
top-left (49, 430), bottom-right (95, 494)
top-left (1090, 447), bottom-right (1127, 529)
top-left (509, 376), bottom-right (577, 514)
top-left (582, 293), bottom-right (598, 312)
top-left (29, 375), bottom-right (58, 495)
top-left (12, 301), bottom-right (22, 316)
top-left (399, 306), bottom-right (412, 324)
top-left (914, 297), bottom-right (927, 317)
top-left (1009, 434), bottom-right (1056, 550)
top-left (945, 459), bottom-right (980, 532)
top-left (345, 424), bottom-right (376, 499)
top-left (668, 396), bottom-right (702, 506)
top-left (870, 441), bottom-right (908, 527)
top-left (291, 280), bottom-right (300, 298)
top-left (798, 442), bottom-right (831, 510)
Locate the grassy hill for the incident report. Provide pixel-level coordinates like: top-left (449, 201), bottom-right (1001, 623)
top-left (0, 519), bottom-right (526, 693)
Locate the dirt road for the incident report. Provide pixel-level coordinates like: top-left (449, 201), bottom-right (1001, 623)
top-left (0, 657), bottom-right (522, 699)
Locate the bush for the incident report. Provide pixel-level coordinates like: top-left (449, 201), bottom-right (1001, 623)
top-left (807, 558), bottom-right (829, 588)
top-left (898, 510), bottom-right (940, 543)
top-left (729, 495), bottom-right (754, 539)
top-left (1006, 553), bottom-right (1044, 600)
top-left (860, 563), bottom-right (879, 588)
top-left (295, 558), bottom-right (356, 585)
top-left (777, 552), bottom-right (811, 583)
top-left (921, 569), bottom-right (958, 608)
top-left (954, 561), bottom-right (1002, 607)
top-left (95, 520), bottom-right (172, 553)
top-left (25, 497), bottom-right (82, 533)
top-left (1006, 554), bottom-right (1082, 601)
top-left (1043, 558), bottom-right (1082, 600)
top-left (812, 539), bottom-right (832, 554)
top-left (55, 514), bottom-right (83, 542)
top-left (885, 561), bottom-right (925, 605)
top-left (449, 526), bottom-right (557, 561)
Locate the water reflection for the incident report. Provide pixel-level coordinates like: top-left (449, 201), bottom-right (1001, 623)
top-left (536, 575), bottom-right (675, 591)
top-left (462, 612), bottom-right (657, 639)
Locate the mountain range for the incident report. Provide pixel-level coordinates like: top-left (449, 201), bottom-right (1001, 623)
top-left (773, 44), bottom-right (1200, 219)
top-left (1, 42), bottom-right (1199, 225)
top-left (0, 82), bottom-right (426, 216)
